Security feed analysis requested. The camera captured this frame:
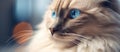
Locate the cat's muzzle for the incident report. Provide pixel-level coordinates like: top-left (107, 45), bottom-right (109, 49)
top-left (49, 28), bottom-right (59, 35)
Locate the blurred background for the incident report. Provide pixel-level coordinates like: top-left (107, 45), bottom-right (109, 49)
top-left (0, 0), bottom-right (120, 51)
top-left (0, 0), bottom-right (50, 47)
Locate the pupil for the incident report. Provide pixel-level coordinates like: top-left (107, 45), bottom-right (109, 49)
top-left (52, 11), bottom-right (56, 18)
top-left (52, 12), bottom-right (55, 16)
top-left (72, 11), bottom-right (75, 16)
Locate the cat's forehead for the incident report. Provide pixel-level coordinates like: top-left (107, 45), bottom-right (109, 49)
top-left (51, 0), bottom-right (107, 10)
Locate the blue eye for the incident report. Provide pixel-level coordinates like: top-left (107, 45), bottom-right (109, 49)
top-left (70, 9), bottom-right (80, 19)
top-left (52, 11), bottom-right (56, 18)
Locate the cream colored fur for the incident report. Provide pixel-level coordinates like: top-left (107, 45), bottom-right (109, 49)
top-left (24, 0), bottom-right (120, 52)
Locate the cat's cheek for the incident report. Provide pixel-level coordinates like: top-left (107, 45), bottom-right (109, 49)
top-left (47, 18), bottom-right (57, 29)
top-left (46, 18), bottom-right (59, 29)
top-left (44, 10), bottom-right (55, 28)
top-left (46, 17), bottom-right (54, 28)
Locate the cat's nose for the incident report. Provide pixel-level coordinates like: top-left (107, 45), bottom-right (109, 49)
top-left (49, 28), bottom-right (53, 35)
top-left (49, 28), bottom-right (58, 35)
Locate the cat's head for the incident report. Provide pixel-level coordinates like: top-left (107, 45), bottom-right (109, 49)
top-left (41, 0), bottom-right (120, 48)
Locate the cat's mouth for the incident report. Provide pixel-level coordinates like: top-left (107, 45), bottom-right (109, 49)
top-left (49, 28), bottom-right (90, 48)
top-left (49, 28), bottom-right (88, 43)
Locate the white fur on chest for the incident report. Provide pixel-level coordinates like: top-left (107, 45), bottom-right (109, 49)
top-left (26, 27), bottom-right (76, 52)
top-left (26, 27), bottom-right (120, 52)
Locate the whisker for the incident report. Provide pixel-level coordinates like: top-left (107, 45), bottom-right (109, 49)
top-left (5, 38), bottom-right (16, 47)
top-left (13, 30), bottom-right (32, 36)
top-left (6, 30), bottom-right (32, 47)
top-left (13, 31), bottom-right (32, 39)
top-left (6, 30), bottom-right (32, 42)
top-left (64, 33), bottom-right (90, 39)
top-left (72, 39), bottom-right (80, 46)
top-left (17, 35), bottom-right (33, 44)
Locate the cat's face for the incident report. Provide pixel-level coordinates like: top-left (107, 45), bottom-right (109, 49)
top-left (43, 0), bottom-right (120, 48)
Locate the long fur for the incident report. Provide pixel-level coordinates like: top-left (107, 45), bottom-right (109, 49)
top-left (24, 0), bottom-right (120, 52)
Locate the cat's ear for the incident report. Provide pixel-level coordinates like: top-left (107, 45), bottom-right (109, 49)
top-left (13, 22), bottom-right (33, 44)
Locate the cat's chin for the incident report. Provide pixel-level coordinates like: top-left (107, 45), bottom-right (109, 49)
top-left (52, 32), bottom-right (79, 43)
top-left (52, 32), bottom-right (75, 41)
top-left (50, 32), bottom-right (82, 48)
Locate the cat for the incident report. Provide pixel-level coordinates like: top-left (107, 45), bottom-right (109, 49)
top-left (23, 0), bottom-right (120, 52)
